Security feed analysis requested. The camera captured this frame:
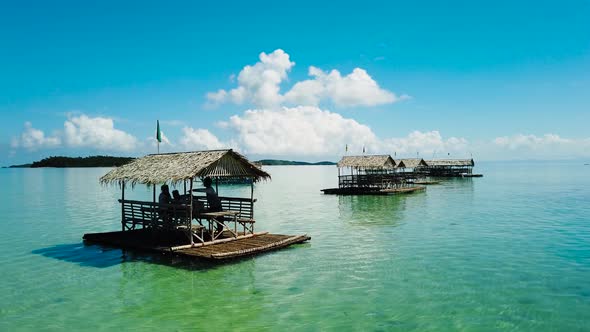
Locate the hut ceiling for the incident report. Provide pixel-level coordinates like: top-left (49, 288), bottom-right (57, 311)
top-left (425, 159), bottom-right (474, 167)
top-left (100, 149), bottom-right (271, 186)
top-left (396, 158), bottom-right (427, 168)
top-left (337, 155), bottom-right (396, 169)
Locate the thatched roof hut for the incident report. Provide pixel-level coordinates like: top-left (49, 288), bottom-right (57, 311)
top-left (337, 155), bottom-right (396, 169)
top-left (396, 158), bottom-right (428, 168)
top-left (425, 159), bottom-right (474, 167)
top-left (100, 149), bottom-right (270, 186)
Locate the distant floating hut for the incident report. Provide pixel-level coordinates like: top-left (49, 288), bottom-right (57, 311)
top-left (321, 155), bottom-right (425, 195)
top-left (419, 158), bottom-right (481, 177)
top-left (395, 158), bottom-right (440, 184)
top-left (84, 149), bottom-right (310, 260)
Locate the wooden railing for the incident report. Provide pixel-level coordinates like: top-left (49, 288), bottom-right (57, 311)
top-left (415, 166), bottom-right (473, 177)
top-left (338, 173), bottom-right (417, 189)
top-left (193, 195), bottom-right (256, 220)
top-left (118, 199), bottom-right (191, 231)
top-left (119, 196), bottom-right (257, 233)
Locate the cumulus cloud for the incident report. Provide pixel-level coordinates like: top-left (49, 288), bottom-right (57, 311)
top-left (11, 122), bottom-right (61, 150)
top-left (206, 49), bottom-right (295, 109)
top-left (63, 115), bottom-right (138, 151)
top-left (11, 115), bottom-right (138, 153)
top-left (381, 131), bottom-right (469, 157)
top-left (226, 106), bottom-right (376, 155)
top-left (492, 134), bottom-right (590, 159)
top-left (180, 127), bottom-right (226, 150)
top-left (284, 66), bottom-right (403, 107)
top-left (219, 106), bottom-right (465, 157)
top-left (206, 49), bottom-right (402, 109)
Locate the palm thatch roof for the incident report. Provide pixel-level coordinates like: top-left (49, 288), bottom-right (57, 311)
top-left (396, 158), bottom-right (428, 168)
top-left (100, 149), bottom-right (271, 186)
top-left (337, 155), bottom-right (396, 169)
top-left (425, 159), bottom-right (474, 167)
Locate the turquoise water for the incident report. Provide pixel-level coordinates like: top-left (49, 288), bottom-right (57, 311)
top-left (0, 162), bottom-right (589, 331)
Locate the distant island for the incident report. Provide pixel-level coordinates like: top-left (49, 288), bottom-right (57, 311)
top-left (6, 156), bottom-right (335, 168)
top-left (255, 159), bottom-right (336, 166)
top-left (8, 156), bottom-right (135, 168)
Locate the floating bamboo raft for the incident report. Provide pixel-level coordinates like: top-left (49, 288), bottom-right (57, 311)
top-left (413, 180), bottom-right (440, 185)
top-left (321, 185), bottom-right (425, 195)
top-left (379, 186), bottom-right (426, 194)
top-left (83, 229), bottom-right (310, 260)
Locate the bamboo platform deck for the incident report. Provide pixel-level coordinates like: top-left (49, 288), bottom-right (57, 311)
top-left (321, 186), bottom-right (425, 195)
top-left (414, 180), bottom-right (440, 185)
top-left (380, 186), bottom-right (426, 194)
top-left (83, 229), bottom-right (310, 260)
top-left (461, 174), bottom-right (483, 177)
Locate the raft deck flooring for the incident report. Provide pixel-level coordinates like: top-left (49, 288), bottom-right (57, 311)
top-left (413, 180), bottom-right (440, 185)
top-left (83, 229), bottom-right (310, 260)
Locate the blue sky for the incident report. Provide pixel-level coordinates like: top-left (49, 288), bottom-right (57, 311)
top-left (2, 0), bottom-right (589, 165)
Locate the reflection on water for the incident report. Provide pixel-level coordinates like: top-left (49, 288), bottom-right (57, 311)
top-left (338, 195), bottom-right (408, 226)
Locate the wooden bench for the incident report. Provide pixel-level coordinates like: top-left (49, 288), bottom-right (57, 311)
top-left (193, 195), bottom-right (257, 234)
top-left (119, 199), bottom-right (202, 231)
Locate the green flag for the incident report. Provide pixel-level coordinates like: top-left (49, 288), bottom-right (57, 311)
top-left (156, 120), bottom-right (162, 143)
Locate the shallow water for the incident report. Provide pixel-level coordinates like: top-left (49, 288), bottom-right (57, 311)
top-left (0, 162), bottom-right (589, 331)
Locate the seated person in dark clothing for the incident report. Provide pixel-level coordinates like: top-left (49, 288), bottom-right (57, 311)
top-left (158, 184), bottom-right (172, 224)
top-left (159, 184), bottom-right (172, 205)
top-left (194, 177), bottom-right (223, 232)
top-left (172, 189), bottom-right (183, 203)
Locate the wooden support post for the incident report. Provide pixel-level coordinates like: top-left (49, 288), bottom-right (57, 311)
top-left (189, 177), bottom-right (194, 246)
top-left (250, 180), bottom-right (255, 232)
top-left (121, 181), bottom-right (125, 231)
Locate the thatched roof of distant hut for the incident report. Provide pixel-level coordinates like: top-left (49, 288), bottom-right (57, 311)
top-left (396, 158), bottom-right (428, 168)
top-left (425, 159), bottom-right (474, 167)
top-left (337, 155), bottom-right (396, 169)
top-left (100, 149), bottom-right (271, 186)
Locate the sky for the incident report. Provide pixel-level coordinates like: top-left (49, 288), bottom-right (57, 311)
top-left (2, 0), bottom-right (590, 165)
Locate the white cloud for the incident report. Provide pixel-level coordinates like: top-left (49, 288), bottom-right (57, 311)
top-left (11, 122), bottom-right (61, 151)
top-left (180, 127), bottom-right (226, 151)
top-left (206, 49), bottom-right (403, 109)
top-left (494, 133), bottom-right (571, 150)
top-left (63, 115), bottom-right (138, 151)
top-left (285, 66), bottom-right (402, 107)
top-left (381, 130), bottom-right (469, 157)
top-left (206, 49), bottom-right (295, 109)
top-left (492, 134), bottom-right (590, 159)
top-left (223, 106), bottom-right (463, 157)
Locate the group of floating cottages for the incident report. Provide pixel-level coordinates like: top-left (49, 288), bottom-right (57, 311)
top-left (321, 155), bottom-right (481, 195)
top-left (83, 150), bottom-right (481, 262)
top-left (84, 150), bottom-right (310, 261)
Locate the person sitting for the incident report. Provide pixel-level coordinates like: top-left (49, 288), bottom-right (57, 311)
top-left (194, 177), bottom-right (223, 233)
top-left (158, 184), bottom-right (172, 225)
top-left (172, 189), bottom-right (183, 203)
top-left (159, 184), bottom-right (172, 205)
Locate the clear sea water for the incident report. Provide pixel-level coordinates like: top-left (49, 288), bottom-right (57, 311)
top-left (0, 162), bottom-right (589, 331)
